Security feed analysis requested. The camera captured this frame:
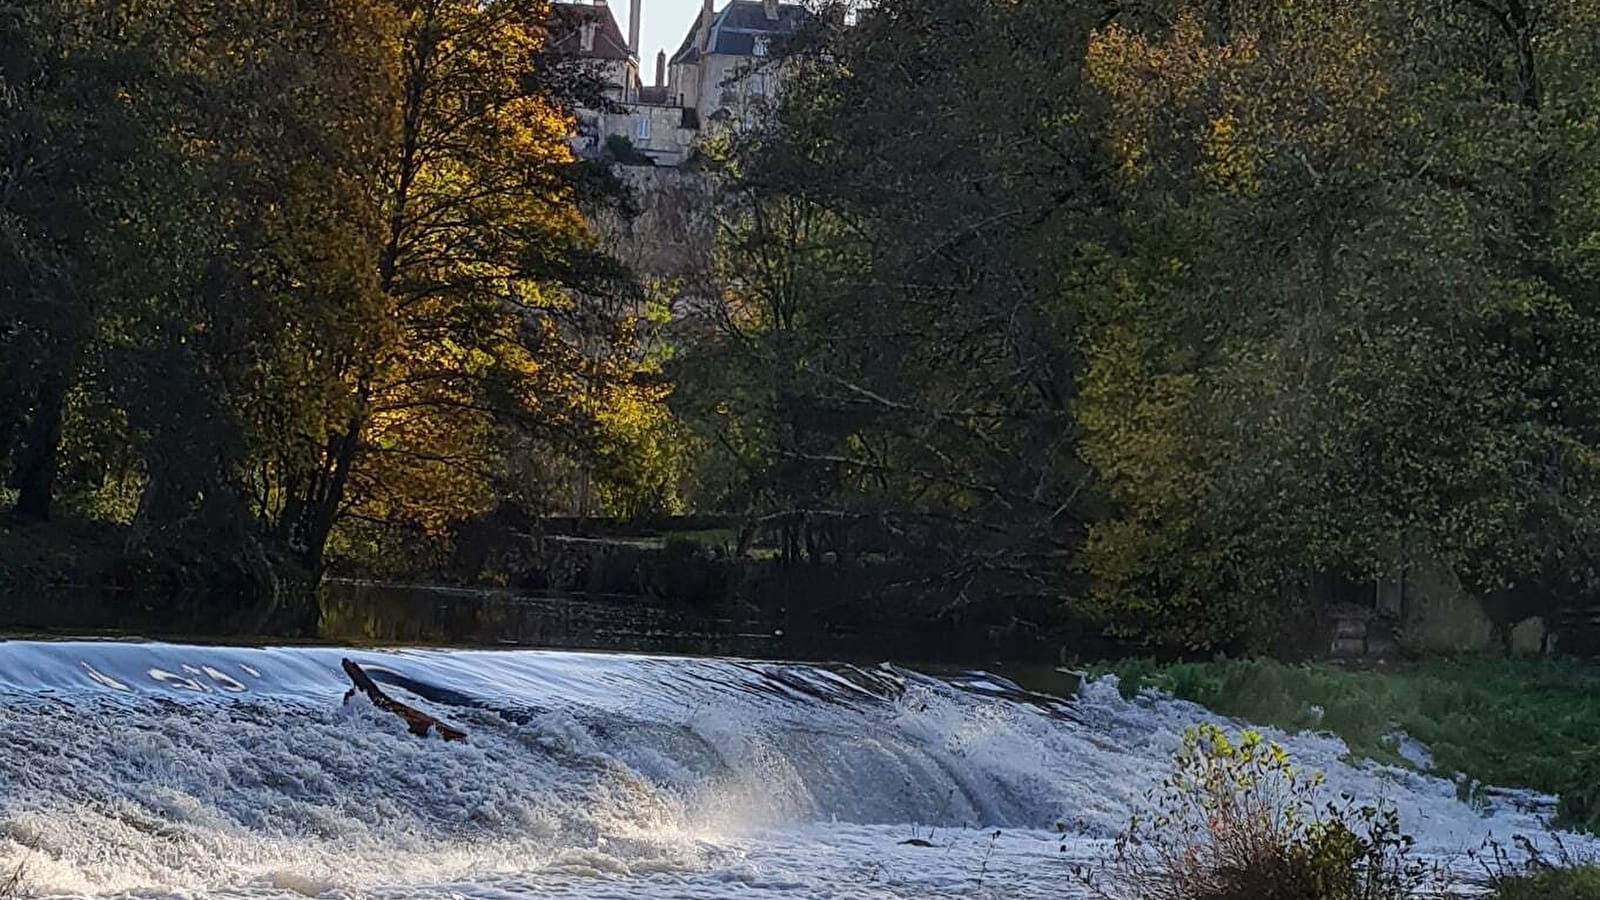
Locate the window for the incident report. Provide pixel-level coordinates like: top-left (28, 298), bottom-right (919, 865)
top-left (635, 116), bottom-right (651, 141)
top-left (751, 74), bottom-right (766, 96)
top-left (753, 37), bottom-right (769, 57)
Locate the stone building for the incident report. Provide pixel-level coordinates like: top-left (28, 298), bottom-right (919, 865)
top-left (550, 0), bottom-right (805, 167)
top-left (668, 0), bottom-right (805, 132)
top-left (547, 0), bottom-right (639, 102)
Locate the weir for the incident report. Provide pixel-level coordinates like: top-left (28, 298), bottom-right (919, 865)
top-left (0, 641), bottom-right (1581, 897)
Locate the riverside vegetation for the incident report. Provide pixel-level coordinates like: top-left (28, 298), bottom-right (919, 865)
top-left (1103, 724), bottom-right (1600, 900)
top-left (0, 0), bottom-right (677, 628)
top-left (1491, 865), bottom-right (1600, 900)
top-left (6, 0), bottom-right (1600, 655)
top-left (1105, 658), bottom-right (1600, 832)
top-left (685, 0), bottom-right (1600, 655)
top-left (7, 3), bottom-right (1600, 896)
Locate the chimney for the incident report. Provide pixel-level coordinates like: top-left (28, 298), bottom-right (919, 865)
top-left (628, 0), bottom-right (641, 57)
top-left (699, 0), bottom-right (715, 51)
top-left (655, 49), bottom-right (666, 88)
top-left (580, 19), bottom-right (595, 53)
top-left (763, 0), bottom-right (779, 20)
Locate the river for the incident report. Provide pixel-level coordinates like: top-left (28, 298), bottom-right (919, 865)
top-left (0, 640), bottom-right (1583, 897)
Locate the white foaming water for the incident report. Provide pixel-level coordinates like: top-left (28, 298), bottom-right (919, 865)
top-left (0, 641), bottom-right (1583, 898)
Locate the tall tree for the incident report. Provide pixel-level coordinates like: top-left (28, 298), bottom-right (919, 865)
top-left (1077, 0), bottom-right (1600, 649)
top-left (676, 0), bottom-right (1115, 616)
top-left (0, 1), bottom-right (173, 522)
top-left (276, 0), bottom-right (648, 574)
top-left (2, 0), bottom-right (662, 620)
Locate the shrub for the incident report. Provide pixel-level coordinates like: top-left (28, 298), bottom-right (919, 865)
top-left (1478, 837), bottom-right (1600, 900)
top-left (1078, 724), bottom-right (1447, 900)
top-left (1490, 866), bottom-right (1600, 900)
top-left (1560, 751), bottom-right (1600, 834)
top-left (603, 134), bottom-right (655, 166)
top-left (1102, 657), bottom-right (1600, 832)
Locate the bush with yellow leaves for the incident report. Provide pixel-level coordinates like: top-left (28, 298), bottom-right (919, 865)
top-left (1079, 724), bottom-right (1449, 900)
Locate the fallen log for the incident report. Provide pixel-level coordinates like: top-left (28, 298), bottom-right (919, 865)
top-left (341, 658), bottom-right (467, 742)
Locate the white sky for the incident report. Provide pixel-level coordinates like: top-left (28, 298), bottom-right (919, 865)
top-left (620, 0), bottom-right (705, 79)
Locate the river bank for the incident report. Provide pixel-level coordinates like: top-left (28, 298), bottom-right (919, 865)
top-left (1, 510), bottom-right (1093, 665)
top-left (0, 516), bottom-right (315, 637)
top-left (1102, 657), bottom-right (1600, 833)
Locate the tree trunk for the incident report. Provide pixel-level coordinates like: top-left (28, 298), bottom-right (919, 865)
top-left (0, 357), bottom-right (22, 468)
top-left (0, 405), bottom-right (20, 477)
top-left (10, 369), bottom-right (71, 522)
top-left (298, 417), bottom-right (363, 578)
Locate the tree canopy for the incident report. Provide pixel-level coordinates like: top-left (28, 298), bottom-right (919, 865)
top-left (0, 0), bottom-right (667, 621)
top-left (673, 0), bottom-right (1600, 651)
top-left (7, 0), bottom-right (1600, 652)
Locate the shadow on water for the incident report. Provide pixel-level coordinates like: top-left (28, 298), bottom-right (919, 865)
top-left (314, 578), bottom-right (1080, 672)
top-left (3, 579), bottom-right (1095, 708)
top-left (317, 579), bottom-right (786, 657)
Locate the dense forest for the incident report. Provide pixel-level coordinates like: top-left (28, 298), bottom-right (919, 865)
top-left (3, 0), bottom-right (1598, 652)
top-left (0, 0), bottom-right (678, 626)
top-left (684, 0), bottom-right (1600, 652)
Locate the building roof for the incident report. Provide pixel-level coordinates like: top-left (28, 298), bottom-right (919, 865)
top-left (670, 2), bottom-right (807, 66)
top-left (549, 1), bottom-right (634, 61)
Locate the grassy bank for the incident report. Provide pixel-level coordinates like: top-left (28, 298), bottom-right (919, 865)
top-left (1100, 657), bottom-right (1600, 831)
top-left (1491, 865), bottom-right (1600, 900)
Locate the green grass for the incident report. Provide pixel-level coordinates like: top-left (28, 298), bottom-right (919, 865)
top-left (1099, 657), bottom-right (1600, 830)
top-left (1490, 864), bottom-right (1600, 900)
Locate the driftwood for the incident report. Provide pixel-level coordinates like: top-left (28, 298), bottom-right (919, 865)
top-left (341, 658), bottom-right (467, 742)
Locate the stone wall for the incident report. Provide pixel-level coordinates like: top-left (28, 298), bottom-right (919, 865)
top-left (584, 106), bottom-right (700, 166)
top-left (590, 165), bottom-right (715, 286)
top-left (1323, 556), bottom-right (1556, 658)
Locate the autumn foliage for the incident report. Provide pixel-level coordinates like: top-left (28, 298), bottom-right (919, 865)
top-left (0, 0), bottom-right (667, 610)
